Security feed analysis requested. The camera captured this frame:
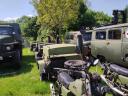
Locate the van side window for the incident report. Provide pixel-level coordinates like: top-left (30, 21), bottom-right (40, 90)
top-left (108, 29), bottom-right (121, 39)
top-left (83, 32), bottom-right (92, 41)
top-left (96, 31), bottom-right (106, 40)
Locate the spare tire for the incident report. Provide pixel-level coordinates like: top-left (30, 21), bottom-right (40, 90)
top-left (64, 60), bottom-right (86, 69)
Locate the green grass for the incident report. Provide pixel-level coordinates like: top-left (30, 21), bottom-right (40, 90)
top-left (0, 48), bottom-right (50, 96)
top-left (89, 65), bottom-right (103, 74)
top-left (0, 49), bottom-right (113, 96)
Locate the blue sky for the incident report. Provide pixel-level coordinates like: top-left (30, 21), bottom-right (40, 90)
top-left (0, 0), bottom-right (36, 21)
top-left (0, 0), bottom-right (128, 21)
top-left (88, 0), bottom-right (128, 16)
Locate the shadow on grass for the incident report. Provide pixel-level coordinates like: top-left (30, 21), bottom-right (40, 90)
top-left (0, 54), bottom-right (35, 77)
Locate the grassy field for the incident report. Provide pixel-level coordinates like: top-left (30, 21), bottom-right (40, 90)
top-left (0, 48), bottom-right (113, 96)
top-left (0, 48), bottom-right (50, 96)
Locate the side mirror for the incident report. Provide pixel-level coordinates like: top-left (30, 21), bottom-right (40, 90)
top-left (93, 59), bottom-right (99, 66)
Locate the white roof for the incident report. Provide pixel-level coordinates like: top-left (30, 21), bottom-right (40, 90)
top-left (94, 23), bottom-right (128, 30)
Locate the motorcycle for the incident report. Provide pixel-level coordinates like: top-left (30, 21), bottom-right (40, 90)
top-left (50, 59), bottom-right (108, 96)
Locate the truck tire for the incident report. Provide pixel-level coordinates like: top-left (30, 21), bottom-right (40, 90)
top-left (14, 50), bottom-right (22, 69)
top-left (40, 73), bottom-right (48, 81)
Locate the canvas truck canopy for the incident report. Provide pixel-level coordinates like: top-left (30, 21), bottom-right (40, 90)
top-left (43, 44), bottom-right (80, 59)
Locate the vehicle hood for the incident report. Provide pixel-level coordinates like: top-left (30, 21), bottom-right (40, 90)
top-left (43, 44), bottom-right (77, 56)
top-left (0, 35), bottom-right (16, 44)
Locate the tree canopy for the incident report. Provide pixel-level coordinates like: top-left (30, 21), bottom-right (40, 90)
top-left (124, 5), bottom-right (128, 22)
top-left (32, 0), bottom-right (83, 37)
top-left (17, 0), bottom-right (112, 42)
top-left (16, 16), bottom-right (40, 41)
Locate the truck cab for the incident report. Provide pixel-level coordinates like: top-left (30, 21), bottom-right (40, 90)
top-left (65, 31), bottom-right (81, 44)
top-left (65, 31), bottom-right (92, 44)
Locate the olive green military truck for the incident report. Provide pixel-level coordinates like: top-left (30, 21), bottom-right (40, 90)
top-left (0, 23), bottom-right (22, 68)
top-left (36, 44), bottom-right (82, 80)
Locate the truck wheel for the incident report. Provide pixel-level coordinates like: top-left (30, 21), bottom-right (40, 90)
top-left (14, 50), bottom-right (22, 69)
top-left (50, 83), bottom-right (60, 96)
top-left (40, 73), bottom-right (48, 81)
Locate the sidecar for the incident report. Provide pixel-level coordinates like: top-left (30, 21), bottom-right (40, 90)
top-left (101, 64), bottom-right (128, 96)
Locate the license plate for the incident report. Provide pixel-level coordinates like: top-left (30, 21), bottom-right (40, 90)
top-left (0, 56), bottom-right (3, 60)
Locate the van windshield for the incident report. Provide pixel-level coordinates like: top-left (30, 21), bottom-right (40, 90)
top-left (82, 32), bottom-right (92, 41)
top-left (0, 27), bottom-right (13, 35)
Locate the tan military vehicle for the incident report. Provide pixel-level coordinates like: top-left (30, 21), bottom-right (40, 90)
top-left (91, 23), bottom-right (128, 68)
top-left (65, 31), bottom-right (81, 44)
top-left (37, 44), bottom-right (82, 80)
top-left (65, 30), bottom-right (92, 45)
top-left (90, 23), bottom-right (128, 96)
top-left (35, 37), bottom-right (109, 96)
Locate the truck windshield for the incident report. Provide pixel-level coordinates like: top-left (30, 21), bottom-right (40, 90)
top-left (66, 34), bottom-right (74, 40)
top-left (0, 27), bottom-right (13, 35)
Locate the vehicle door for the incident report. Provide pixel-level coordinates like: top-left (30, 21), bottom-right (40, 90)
top-left (82, 32), bottom-right (92, 56)
top-left (91, 30), bottom-right (107, 57)
top-left (105, 28), bottom-right (122, 62)
top-left (122, 27), bottom-right (128, 63)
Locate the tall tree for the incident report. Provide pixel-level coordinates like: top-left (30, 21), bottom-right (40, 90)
top-left (94, 11), bottom-right (112, 26)
top-left (16, 16), bottom-right (31, 36)
top-left (68, 3), bottom-right (111, 31)
top-left (32, 0), bottom-right (81, 40)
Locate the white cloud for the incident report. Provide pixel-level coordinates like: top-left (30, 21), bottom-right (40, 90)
top-left (3, 14), bottom-right (35, 21)
top-left (27, 14), bottom-right (34, 17)
top-left (3, 17), bottom-right (19, 21)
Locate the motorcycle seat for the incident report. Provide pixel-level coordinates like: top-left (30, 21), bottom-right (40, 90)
top-left (110, 64), bottom-right (128, 77)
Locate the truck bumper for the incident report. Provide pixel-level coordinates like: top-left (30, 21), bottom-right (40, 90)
top-left (0, 51), bottom-right (17, 62)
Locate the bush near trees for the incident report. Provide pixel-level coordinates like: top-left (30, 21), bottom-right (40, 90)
top-left (16, 16), bottom-right (40, 41)
top-left (124, 5), bottom-right (128, 22)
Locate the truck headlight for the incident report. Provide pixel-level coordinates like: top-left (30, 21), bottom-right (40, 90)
top-left (6, 45), bottom-right (13, 51)
top-left (6, 46), bottom-right (11, 51)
